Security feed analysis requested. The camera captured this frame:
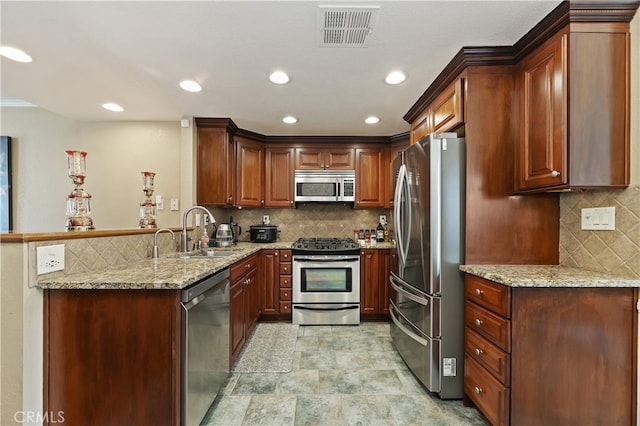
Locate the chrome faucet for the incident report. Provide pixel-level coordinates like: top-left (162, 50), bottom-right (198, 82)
top-left (181, 206), bottom-right (216, 253)
top-left (152, 228), bottom-right (175, 258)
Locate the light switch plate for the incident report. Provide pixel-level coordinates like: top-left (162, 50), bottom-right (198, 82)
top-left (37, 244), bottom-right (65, 275)
top-left (581, 207), bottom-right (615, 230)
top-left (156, 195), bottom-right (164, 210)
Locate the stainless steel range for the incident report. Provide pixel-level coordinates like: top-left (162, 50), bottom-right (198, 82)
top-left (292, 237), bottom-right (361, 325)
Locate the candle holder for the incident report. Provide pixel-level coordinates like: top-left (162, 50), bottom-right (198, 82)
top-left (65, 150), bottom-right (95, 231)
top-left (138, 171), bottom-right (157, 228)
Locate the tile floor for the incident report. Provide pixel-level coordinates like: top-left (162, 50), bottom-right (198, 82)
top-left (203, 323), bottom-right (487, 426)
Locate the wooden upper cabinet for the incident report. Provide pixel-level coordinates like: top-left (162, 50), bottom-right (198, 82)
top-left (409, 78), bottom-right (464, 144)
top-left (195, 118), bottom-right (235, 206)
top-left (295, 146), bottom-right (355, 170)
top-left (265, 146), bottom-right (294, 207)
top-left (431, 77), bottom-right (464, 133)
top-left (235, 136), bottom-right (264, 207)
top-left (515, 22), bottom-right (631, 192)
top-left (355, 146), bottom-right (389, 208)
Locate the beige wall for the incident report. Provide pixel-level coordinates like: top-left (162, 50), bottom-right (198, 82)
top-left (559, 12), bottom-right (640, 278)
top-left (1, 108), bottom-right (184, 232)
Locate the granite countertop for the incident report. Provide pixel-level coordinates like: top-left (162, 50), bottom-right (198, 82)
top-left (460, 264), bottom-right (640, 288)
top-left (36, 241), bottom-right (395, 290)
top-left (36, 242), bottom-right (294, 290)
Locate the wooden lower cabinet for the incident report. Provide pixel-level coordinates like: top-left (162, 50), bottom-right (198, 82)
top-left (464, 274), bottom-right (637, 425)
top-left (230, 253), bottom-right (259, 364)
top-left (360, 249), bottom-right (395, 317)
top-left (44, 289), bottom-right (182, 426)
top-left (259, 249), bottom-right (292, 319)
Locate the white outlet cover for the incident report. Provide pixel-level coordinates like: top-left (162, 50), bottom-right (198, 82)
top-left (37, 244), bottom-right (65, 275)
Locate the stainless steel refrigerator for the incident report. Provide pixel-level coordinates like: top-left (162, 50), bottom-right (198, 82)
top-left (389, 132), bottom-right (465, 399)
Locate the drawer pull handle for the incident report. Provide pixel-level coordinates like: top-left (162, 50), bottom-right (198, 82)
top-left (474, 288), bottom-right (483, 296)
top-left (474, 386), bottom-right (483, 395)
top-left (474, 348), bottom-right (483, 356)
top-left (475, 318), bottom-right (483, 327)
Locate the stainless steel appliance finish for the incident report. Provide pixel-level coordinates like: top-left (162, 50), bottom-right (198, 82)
top-left (390, 132), bottom-right (465, 399)
top-left (292, 237), bottom-right (361, 325)
top-left (294, 170), bottom-right (355, 203)
top-left (181, 269), bottom-right (230, 426)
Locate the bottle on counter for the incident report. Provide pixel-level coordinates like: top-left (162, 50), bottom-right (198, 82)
top-left (354, 229), bottom-right (359, 242)
top-left (358, 228), bottom-right (365, 244)
top-left (376, 222), bottom-right (384, 242)
top-left (364, 229), bottom-right (371, 243)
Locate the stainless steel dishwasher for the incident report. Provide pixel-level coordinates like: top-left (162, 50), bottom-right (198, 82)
top-left (181, 268), bottom-right (230, 426)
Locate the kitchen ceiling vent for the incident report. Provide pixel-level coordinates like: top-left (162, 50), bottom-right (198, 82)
top-left (318, 5), bottom-right (380, 47)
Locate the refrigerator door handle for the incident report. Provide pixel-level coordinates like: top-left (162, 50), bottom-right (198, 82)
top-left (390, 303), bottom-right (428, 347)
top-left (389, 272), bottom-right (429, 306)
top-left (393, 163), bottom-right (410, 266)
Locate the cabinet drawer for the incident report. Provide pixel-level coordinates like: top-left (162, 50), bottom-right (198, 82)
top-left (464, 355), bottom-right (510, 426)
top-left (465, 327), bottom-right (511, 386)
top-left (280, 276), bottom-right (292, 288)
top-left (465, 275), bottom-right (511, 318)
top-left (279, 262), bottom-right (291, 275)
top-left (279, 288), bottom-right (292, 301)
top-left (279, 301), bottom-right (292, 314)
top-left (465, 302), bottom-right (511, 352)
top-left (280, 250), bottom-right (292, 261)
top-left (230, 254), bottom-right (258, 281)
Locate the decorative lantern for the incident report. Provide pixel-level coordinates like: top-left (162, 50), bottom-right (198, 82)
top-left (65, 150), bottom-right (95, 231)
top-left (138, 171), bottom-right (157, 228)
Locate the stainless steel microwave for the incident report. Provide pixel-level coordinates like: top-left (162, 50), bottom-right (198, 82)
top-left (294, 170), bottom-right (355, 203)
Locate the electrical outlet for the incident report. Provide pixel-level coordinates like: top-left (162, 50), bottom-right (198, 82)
top-left (379, 215), bottom-right (387, 226)
top-left (581, 207), bottom-right (615, 230)
top-left (263, 215), bottom-right (270, 224)
top-left (37, 244), bottom-right (65, 275)
top-left (170, 198), bottom-right (179, 211)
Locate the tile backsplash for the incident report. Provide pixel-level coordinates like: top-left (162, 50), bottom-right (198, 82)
top-left (208, 204), bottom-right (391, 242)
top-left (559, 184), bottom-right (640, 278)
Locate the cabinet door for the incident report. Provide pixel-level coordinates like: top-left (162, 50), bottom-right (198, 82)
top-left (360, 249), bottom-right (380, 314)
top-left (355, 147), bottom-right (389, 208)
top-left (380, 249), bottom-right (395, 314)
top-left (229, 281), bottom-right (246, 363)
top-left (196, 127), bottom-right (233, 205)
top-left (259, 250), bottom-right (280, 316)
top-left (245, 268), bottom-right (259, 335)
top-left (431, 78), bottom-right (464, 133)
top-left (516, 29), bottom-right (567, 191)
top-left (325, 147), bottom-right (355, 169)
top-left (295, 147), bottom-right (325, 169)
top-left (265, 147), bottom-right (294, 207)
top-left (236, 137), bottom-right (264, 207)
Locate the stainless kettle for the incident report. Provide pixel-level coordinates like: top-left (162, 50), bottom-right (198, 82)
top-left (229, 216), bottom-right (242, 243)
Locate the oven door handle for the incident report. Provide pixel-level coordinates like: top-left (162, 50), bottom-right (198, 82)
top-left (293, 305), bottom-right (359, 311)
top-left (389, 272), bottom-right (429, 306)
top-left (293, 257), bottom-right (360, 262)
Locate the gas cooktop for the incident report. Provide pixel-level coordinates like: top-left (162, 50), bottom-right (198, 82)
top-left (292, 237), bottom-right (360, 253)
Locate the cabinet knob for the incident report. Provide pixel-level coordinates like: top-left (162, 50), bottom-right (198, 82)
top-left (551, 170), bottom-right (561, 177)
top-left (275, 252), bottom-right (279, 256)
top-left (474, 318), bottom-right (483, 327)
top-left (474, 348), bottom-right (483, 356)
top-left (474, 288), bottom-right (483, 296)
top-left (474, 386), bottom-right (483, 395)
top-left (282, 305), bottom-right (289, 311)
top-left (283, 279), bottom-right (289, 285)
top-left (245, 264), bottom-right (250, 268)
top-left (284, 292), bottom-right (289, 297)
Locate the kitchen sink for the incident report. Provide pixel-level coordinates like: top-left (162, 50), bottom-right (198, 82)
top-left (178, 248), bottom-right (242, 259)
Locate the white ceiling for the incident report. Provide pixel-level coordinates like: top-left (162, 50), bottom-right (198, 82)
top-left (1, 0), bottom-right (562, 136)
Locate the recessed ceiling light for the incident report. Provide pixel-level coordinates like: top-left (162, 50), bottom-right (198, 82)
top-left (179, 80), bottom-right (202, 92)
top-left (102, 103), bottom-right (124, 112)
top-left (365, 116), bottom-right (380, 124)
top-left (269, 71), bottom-right (290, 85)
top-left (385, 71), bottom-right (406, 85)
top-left (282, 116), bottom-right (297, 124)
top-left (0, 46), bottom-right (32, 63)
